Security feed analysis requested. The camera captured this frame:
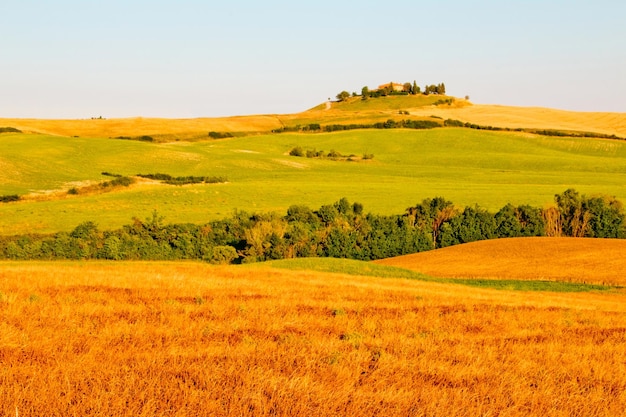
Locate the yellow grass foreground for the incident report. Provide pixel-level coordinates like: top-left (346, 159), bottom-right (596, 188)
top-left (1, 261), bottom-right (626, 416)
top-left (375, 237), bottom-right (626, 286)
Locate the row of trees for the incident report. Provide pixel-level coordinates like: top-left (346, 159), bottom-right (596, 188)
top-left (0, 190), bottom-right (623, 263)
top-left (336, 81), bottom-right (446, 101)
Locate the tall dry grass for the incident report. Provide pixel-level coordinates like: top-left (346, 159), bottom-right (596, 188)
top-left (376, 237), bottom-right (626, 286)
top-left (1, 261), bottom-right (626, 416)
top-left (0, 115), bottom-right (283, 139)
top-left (409, 104), bottom-right (626, 137)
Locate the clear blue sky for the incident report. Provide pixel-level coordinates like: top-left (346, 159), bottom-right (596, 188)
top-left (1, 0), bottom-right (624, 118)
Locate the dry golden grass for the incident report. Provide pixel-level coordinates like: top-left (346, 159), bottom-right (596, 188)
top-left (375, 237), bottom-right (626, 286)
top-left (409, 104), bottom-right (626, 137)
top-left (5, 100), bottom-right (624, 140)
top-left (2, 261), bottom-right (626, 416)
top-left (0, 115), bottom-right (283, 139)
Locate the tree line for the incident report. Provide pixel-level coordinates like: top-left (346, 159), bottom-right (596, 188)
top-left (0, 189), bottom-right (623, 263)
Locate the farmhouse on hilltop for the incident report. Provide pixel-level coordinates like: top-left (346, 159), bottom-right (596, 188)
top-left (377, 82), bottom-right (404, 92)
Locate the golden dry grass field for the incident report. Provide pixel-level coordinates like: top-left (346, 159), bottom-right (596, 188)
top-left (2, 259), bottom-right (626, 416)
top-left (409, 104), bottom-right (626, 137)
top-left (3, 98), bottom-right (626, 139)
top-left (0, 115), bottom-right (283, 140)
top-left (375, 237), bottom-right (626, 286)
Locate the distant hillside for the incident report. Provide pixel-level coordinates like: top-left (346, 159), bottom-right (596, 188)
top-left (408, 104), bottom-right (626, 137)
top-left (0, 115), bottom-right (284, 141)
top-left (2, 95), bottom-right (625, 139)
top-left (375, 237), bottom-right (626, 286)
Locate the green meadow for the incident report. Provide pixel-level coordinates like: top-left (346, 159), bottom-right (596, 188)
top-left (265, 257), bottom-right (615, 292)
top-left (2, 127), bottom-right (626, 235)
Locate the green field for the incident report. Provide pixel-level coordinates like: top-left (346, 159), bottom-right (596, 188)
top-left (2, 127), bottom-right (626, 235)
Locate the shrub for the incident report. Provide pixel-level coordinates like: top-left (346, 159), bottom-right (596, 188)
top-left (0, 194), bottom-right (20, 203)
top-left (101, 176), bottom-right (134, 188)
top-left (209, 131), bottom-right (234, 139)
top-left (0, 127), bottom-right (21, 133)
top-left (307, 123), bottom-right (321, 131)
top-left (137, 173), bottom-right (227, 185)
top-left (289, 147), bottom-right (305, 157)
top-left (444, 119), bottom-right (465, 127)
top-left (208, 245), bottom-right (238, 264)
top-left (67, 188), bottom-right (79, 195)
top-left (138, 173), bottom-right (172, 181)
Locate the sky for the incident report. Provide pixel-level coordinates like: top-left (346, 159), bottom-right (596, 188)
top-left (1, 0), bottom-right (625, 118)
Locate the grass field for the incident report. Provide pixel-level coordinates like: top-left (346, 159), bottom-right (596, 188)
top-left (1, 259), bottom-right (625, 416)
top-left (375, 237), bottom-right (626, 287)
top-left (409, 104), bottom-right (626, 137)
top-left (2, 127), bottom-right (626, 235)
top-left (3, 96), bottom-right (626, 414)
top-left (0, 115), bottom-right (283, 140)
top-left (4, 97), bottom-right (625, 138)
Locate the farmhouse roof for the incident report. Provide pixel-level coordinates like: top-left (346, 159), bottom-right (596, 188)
top-left (377, 82), bottom-right (404, 89)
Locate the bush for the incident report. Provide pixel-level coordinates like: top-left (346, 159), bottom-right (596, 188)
top-left (444, 119), bottom-right (465, 127)
top-left (138, 173), bottom-right (172, 181)
top-left (289, 147), bottom-right (305, 157)
top-left (209, 131), bottom-right (234, 139)
top-left (207, 245), bottom-right (239, 264)
top-left (0, 194), bottom-right (20, 203)
top-left (101, 176), bottom-right (134, 188)
top-left (306, 123), bottom-right (321, 131)
top-left (137, 173), bottom-right (227, 185)
top-left (0, 127), bottom-right (21, 133)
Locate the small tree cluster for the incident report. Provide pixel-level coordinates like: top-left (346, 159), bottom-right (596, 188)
top-left (423, 83), bottom-right (445, 95)
top-left (358, 80), bottom-right (444, 98)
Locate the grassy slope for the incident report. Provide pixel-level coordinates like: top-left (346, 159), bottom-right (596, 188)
top-left (5, 95), bottom-right (625, 138)
top-left (375, 237), bottom-right (626, 286)
top-left (266, 257), bottom-right (613, 292)
top-left (0, 115), bottom-right (283, 140)
top-left (410, 103), bottom-right (626, 137)
top-left (2, 127), bottom-right (626, 234)
top-left (2, 261), bottom-right (626, 415)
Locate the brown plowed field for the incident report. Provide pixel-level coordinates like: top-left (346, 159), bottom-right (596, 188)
top-left (375, 237), bottom-right (626, 285)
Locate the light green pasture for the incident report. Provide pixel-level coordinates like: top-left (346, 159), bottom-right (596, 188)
top-left (1, 129), bottom-right (626, 234)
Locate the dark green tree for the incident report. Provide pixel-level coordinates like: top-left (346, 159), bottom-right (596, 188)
top-left (495, 204), bottom-right (522, 237)
top-left (336, 91), bottom-right (350, 101)
top-left (361, 86), bottom-right (369, 100)
top-left (583, 195), bottom-right (625, 238)
top-left (412, 80), bottom-right (419, 95)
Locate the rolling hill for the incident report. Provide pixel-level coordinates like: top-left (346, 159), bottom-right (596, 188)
top-left (1, 94), bottom-right (626, 235)
top-left (2, 95), bottom-right (626, 138)
top-left (3, 94), bottom-right (626, 415)
top-left (375, 237), bottom-right (626, 286)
